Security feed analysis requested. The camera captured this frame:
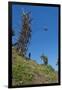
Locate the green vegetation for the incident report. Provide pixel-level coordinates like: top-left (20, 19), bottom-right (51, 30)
top-left (40, 54), bottom-right (48, 65)
top-left (12, 48), bottom-right (58, 86)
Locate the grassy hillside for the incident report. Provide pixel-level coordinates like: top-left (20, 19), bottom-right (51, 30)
top-left (12, 48), bottom-right (58, 86)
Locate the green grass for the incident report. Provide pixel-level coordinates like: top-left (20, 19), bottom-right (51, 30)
top-left (12, 47), bottom-right (58, 86)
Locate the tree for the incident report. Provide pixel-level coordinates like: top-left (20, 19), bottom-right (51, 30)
top-left (17, 11), bottom-right (32, 56)
top-left (12, 29), bottom-right (15, 46)
top-left (12, 29), bottom-right (15, 36)
top-left (40, 54), bottom-right (48, 65)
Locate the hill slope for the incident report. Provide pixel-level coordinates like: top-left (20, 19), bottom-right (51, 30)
top-left (12, 48), bottom-right (58, 86)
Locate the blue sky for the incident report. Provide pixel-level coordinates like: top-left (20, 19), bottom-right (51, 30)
top-left (12, 4), bottom-right (59, 70)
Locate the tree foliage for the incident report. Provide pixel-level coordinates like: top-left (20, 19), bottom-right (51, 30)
top-left (17, 12), bottom-right (32, 56)
top-left (40, 54), bottom-right (48, 65)
top-left (12, 29), bottom-right (15, 36)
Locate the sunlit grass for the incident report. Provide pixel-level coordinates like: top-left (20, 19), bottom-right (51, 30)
top-left (12, 48), bottom-right (58, 86)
